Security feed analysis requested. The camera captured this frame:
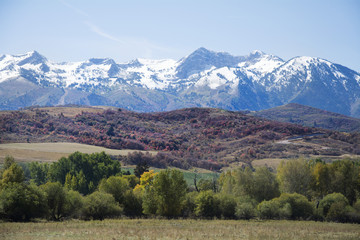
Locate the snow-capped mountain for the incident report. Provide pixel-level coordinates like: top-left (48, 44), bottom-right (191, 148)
top-left (0, 48), bottom-right (359, 117)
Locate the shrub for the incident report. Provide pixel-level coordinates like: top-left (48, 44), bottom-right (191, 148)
top-left (182, 191), bottom-right (198, 218)
top-left (123, 189), bottom-right (142, 217)
top-left (258, 193), bottom-right (313, 220)
top-left (276, 193), bottom-right (313, 220)
top-left (64, 190), bottom-right (84, 219)
top-left (319, 193), bottom-right (350, 221)
top-left (235, 202), bottom-right (257, 220)
top-left (41, 182), bottom-right (67, 220)
top-left (195, 190), bottom-right (220, 218)
top-left (0, 182), bottom-right (47, 221)
top-left (82, 191), bottom-right (122, 220)
top-left (218, 194), bottom-right (236, 219)
top-left (326, 202), bottom-right (350, 222)
top-left (257, 200), bottom-right (280, 219)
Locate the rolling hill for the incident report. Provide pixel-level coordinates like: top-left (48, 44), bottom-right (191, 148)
top-left (253, 103), bottom-right (360, 132)
top-left (1, 106), bottom-right (359, 170)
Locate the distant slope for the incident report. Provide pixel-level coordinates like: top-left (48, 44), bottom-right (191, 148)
top-left (253, 103), bottom-right (360, 132)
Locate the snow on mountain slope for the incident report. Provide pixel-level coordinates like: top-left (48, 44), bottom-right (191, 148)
top-left (1, 48), bottom-right (360, 117)
top-left (237, 50), bottom-right (284, 82)
top-left (0, 49), bottom-right (287, 91)
top-left (175, 47), bottom-right (243, 79)
top-left (194, 66), bottom-right (239, 90)
top-left (124, 58), bottom-right (178, 89)
top-left (0, 51), bottom-right (46, 82)
top-left (262, 56), bottom-right (360, 92)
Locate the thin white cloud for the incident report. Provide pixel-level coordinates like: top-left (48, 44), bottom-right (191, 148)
top-left (58, 0), bottom-right (89, 17)
top-left (58, 0), bottom-right (179, 59)
top-left (84, 21), bottom-right (126, 44)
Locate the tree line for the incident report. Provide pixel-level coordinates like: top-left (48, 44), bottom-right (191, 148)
top-left (1, 152), bottom-right (360, 222)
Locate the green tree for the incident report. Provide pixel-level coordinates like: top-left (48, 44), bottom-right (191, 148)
top-left (152, 169), bottom-right (188, 217)
top-left (311, 162), bottom-right (331, 198)
top-left (29, 162), bottom-right (49, 185)
top-left (220, 167), bottom-right (279, 202)
top-left (1, 163), bottom-right (25, 185)
top-left (277, 159), bottom-right (312, 197)
top-left (64, 173), bottom-right (72, 189)
top-left (99, 176), bottom-right (130, 204)
top-left (218, 171), bottom-right (235, 195)
top-left (252, 167), bottom-right (280, 202)
top-left (329, 160), bottom-right (360, 204)
top-left (142, 185), bottom-right (158, 215)
top-left (70, 175), bottom-right (79, 191)
top-left (122, 175), bottom-right (139, 188)
top-left (134, 161), bottom-right (149, 178)
top-left (197, 179), bottom-right (217, 192)
top-left (0, 155), bottom-right (15, 178)
top-left (48, 151), bottom-right (121, 194)
top-left (77, 171), bottom-right (88, 194)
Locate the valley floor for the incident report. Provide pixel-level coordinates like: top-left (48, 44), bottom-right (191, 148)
top-left (1, 219), bottom-right (359, 240)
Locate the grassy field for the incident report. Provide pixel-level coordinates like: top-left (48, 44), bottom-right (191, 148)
top-left (0, 142), bottom-right (156, 163)
top-left (0, 219), bottom-right (359, 240)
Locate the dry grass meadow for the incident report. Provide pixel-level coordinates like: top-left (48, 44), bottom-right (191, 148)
top-left (0, 142), bottom-right (156, 163)
top-left (0, 219), bottom-right (359, 240)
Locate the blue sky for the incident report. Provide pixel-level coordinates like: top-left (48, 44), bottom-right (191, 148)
top-left (0, 0), bottom-right (359, 71)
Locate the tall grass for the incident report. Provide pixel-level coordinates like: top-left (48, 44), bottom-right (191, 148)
top-left (1, 219), bottom-right (359, 240)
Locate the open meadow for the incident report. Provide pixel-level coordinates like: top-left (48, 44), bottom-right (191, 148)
top-left (0, 142), bottom-right (156, 163)
top-left (1, 219), bottom-right (359, 240)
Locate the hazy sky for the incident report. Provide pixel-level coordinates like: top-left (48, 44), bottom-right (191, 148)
top-left (0, 0), bottom-right (359, 71)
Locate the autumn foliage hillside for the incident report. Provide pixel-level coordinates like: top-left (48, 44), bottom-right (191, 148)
top-left (1, 106), bottom-right (359, 170)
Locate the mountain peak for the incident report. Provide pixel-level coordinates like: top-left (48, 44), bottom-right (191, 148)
top-left (193, 47), bottom-right (212, 54)
top-left (250, 50), bottom-right (265, 57)
top-left (88, 58), bottom-right (116, 65)
top-left (17, 50), bottom-right (47, 66)
top-left (176, 48), bottom-right (241, 79)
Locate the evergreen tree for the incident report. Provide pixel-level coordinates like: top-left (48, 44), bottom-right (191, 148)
top-left (134, 161), bottom-right (149, 178)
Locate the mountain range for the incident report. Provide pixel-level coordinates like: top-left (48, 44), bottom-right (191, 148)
top-left (0, 48), bottom-right (359, 117)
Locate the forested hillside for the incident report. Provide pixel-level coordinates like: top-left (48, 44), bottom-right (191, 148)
top-left (1, 106), bottom-right (360, 170)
